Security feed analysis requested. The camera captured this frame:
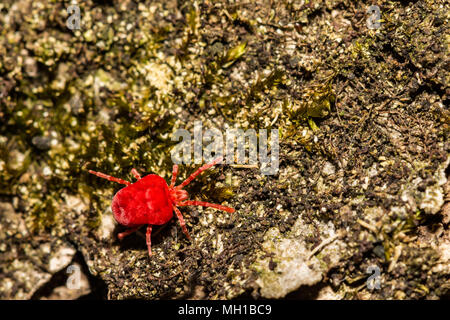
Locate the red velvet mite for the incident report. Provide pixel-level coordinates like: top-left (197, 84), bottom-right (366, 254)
top-left (88, 157), bottom-right (234, 256)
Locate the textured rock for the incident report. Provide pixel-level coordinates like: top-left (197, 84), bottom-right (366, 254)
top-left (254, 217), bottom-right (345, 298)
top-left (0, 0), bottom-right (448, 300)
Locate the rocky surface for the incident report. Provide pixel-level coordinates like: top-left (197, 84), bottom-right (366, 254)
top-left (0, 0), bottom-right (448, 299)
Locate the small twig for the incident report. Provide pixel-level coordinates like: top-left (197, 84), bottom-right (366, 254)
top-left (148, 269), bottom-right (183, 283)
top-left (229, 164), bottom-right (259, 169)
top-left (308, 232), bottom-right (341, 259)
top-left (357, 219), bottom-right (378, 234)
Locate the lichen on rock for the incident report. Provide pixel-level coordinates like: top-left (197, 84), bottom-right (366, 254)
top-left (0, 0), bottom-right (449, 300)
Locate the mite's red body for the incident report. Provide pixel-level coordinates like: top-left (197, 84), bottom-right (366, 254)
top-left (112, 175), bottom-right (173, 227)
top-left (88, 157), bottom-right (234, 256)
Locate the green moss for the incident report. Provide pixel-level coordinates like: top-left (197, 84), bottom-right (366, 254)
top-left (1, 0), bottom-right (448, 300)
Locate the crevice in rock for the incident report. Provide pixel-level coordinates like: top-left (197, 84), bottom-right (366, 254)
top-left (284, 282), bottom-right (329, 300)
top-left (30, 251), bottom-right (108, 300)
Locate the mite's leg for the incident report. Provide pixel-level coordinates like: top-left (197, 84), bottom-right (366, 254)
top-left (176, 157), bottom-right (222, 189)
top-left (117, 226), bottom-right (140, 240)
top-left (88, 170), bottom-right (131, 186)
top-left (146, 225), bottom-right (153, 256)
top-left (170, 164), bottom-right (178, 188)
top-left (173, 206), bottom-right (191, 240)
top-left (131, 168), bottom-right (141, 180)
top-left (178, 200), bottom-right (235, 213)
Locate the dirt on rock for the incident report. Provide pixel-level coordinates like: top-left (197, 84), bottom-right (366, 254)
top-left (0, 0), bottom-right (448, 300)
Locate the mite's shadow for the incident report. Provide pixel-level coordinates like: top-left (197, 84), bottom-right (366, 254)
top-left (112, 219), bottom-right (179, 253)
